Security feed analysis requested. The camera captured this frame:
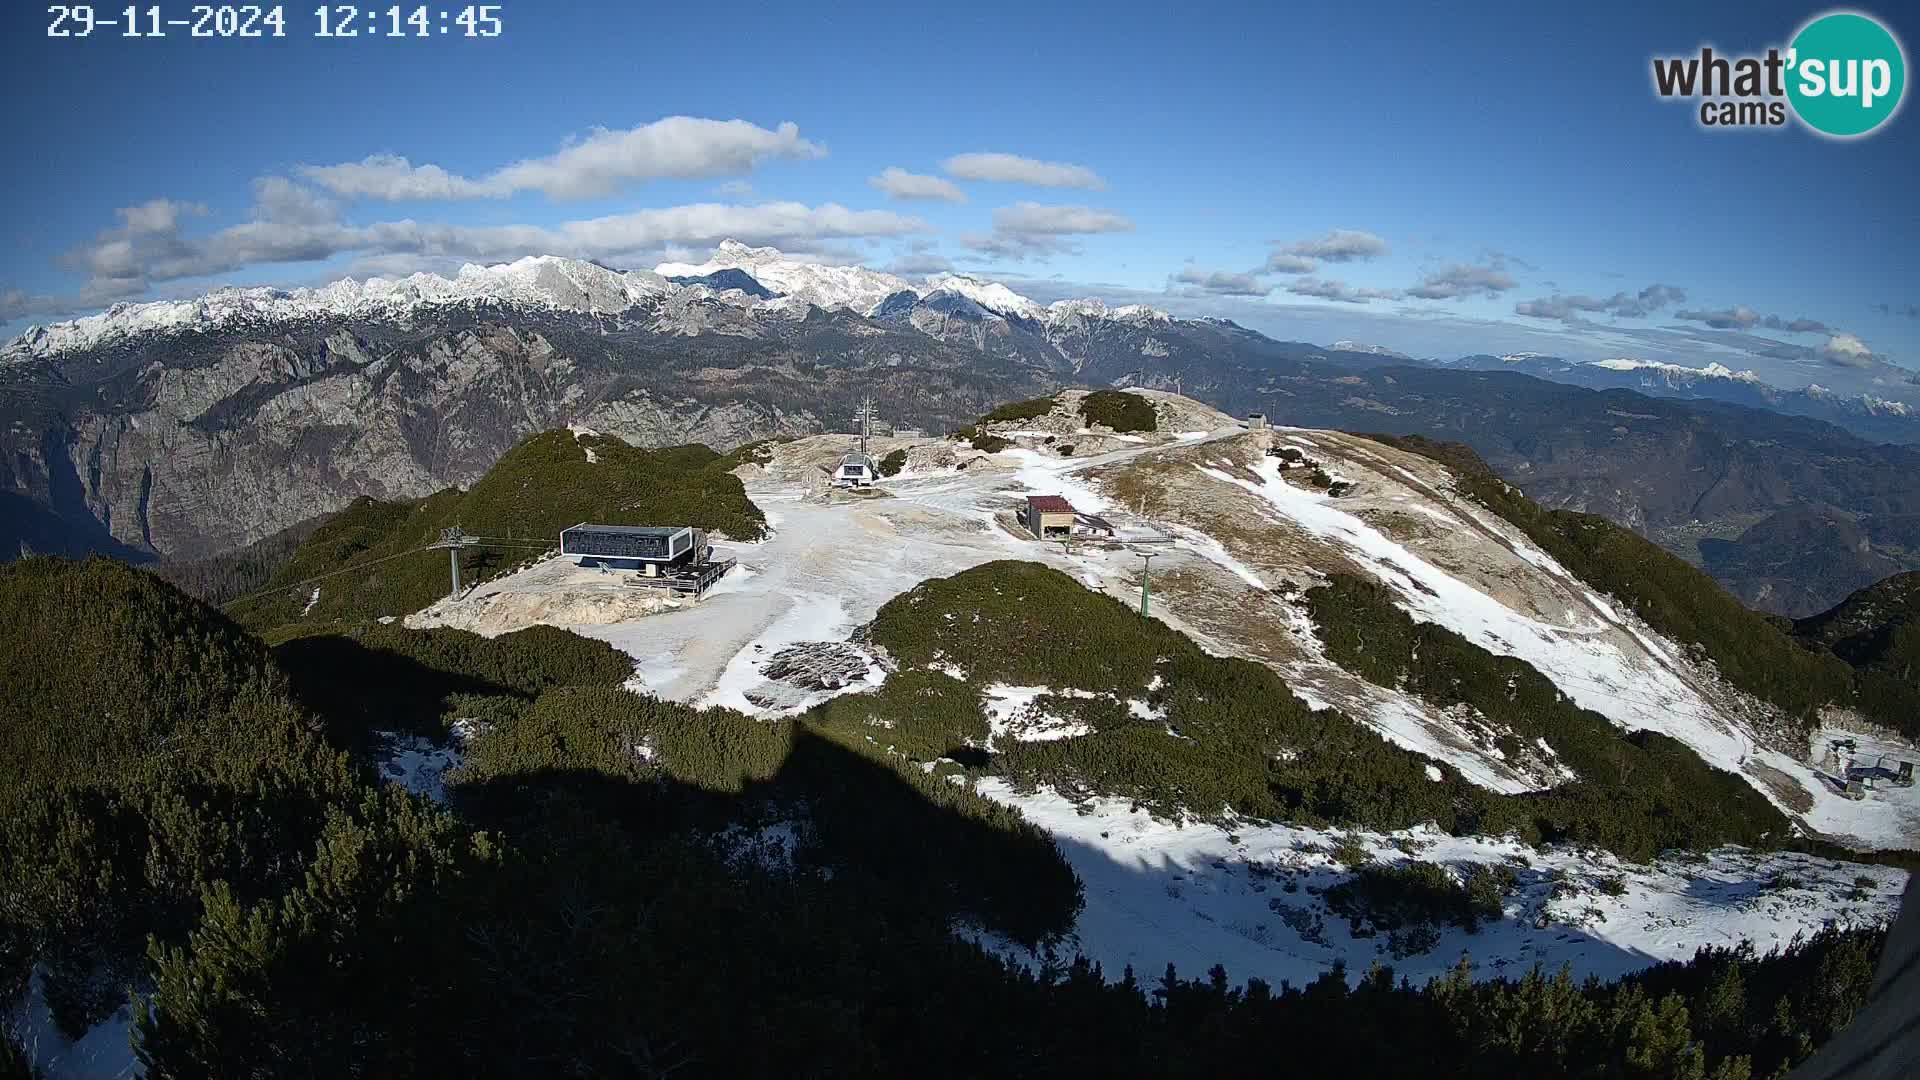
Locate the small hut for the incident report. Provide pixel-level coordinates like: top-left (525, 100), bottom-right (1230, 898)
top-left (1024, 495), bottom-right (1078, 539)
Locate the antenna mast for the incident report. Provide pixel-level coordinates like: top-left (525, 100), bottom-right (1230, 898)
top-left (852, 395), bottom-right (877, 455)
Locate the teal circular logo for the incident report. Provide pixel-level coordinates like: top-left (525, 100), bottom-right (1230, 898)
top-left (1787, 11), bottom-right (1907, 137)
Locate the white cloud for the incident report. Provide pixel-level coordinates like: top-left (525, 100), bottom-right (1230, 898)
top-left (1821, 332), bottom-right (1876, 368)
top-left (250, 177), bottom-right (339, 226)
top-left (116, 199), bottom-right (208, 235)
top-left (298, 117), bottom-right (825, 201)
top-left (61, 200), bottom-right (928, 289)
top-left (884, 241), bottom-right (954, 276)
top-left (1286, 277), bottom-right (1402, 304)
top-left (1278, 229), bottom-right (1389, 262)
top-left (1672, 304), bottom-right (1829, 333)
top-left (886, 253), bottom-right (954, 276)
top-left (990, 203), bottom-right (1131, 235)
top-left (961, 202), bottom-right (1133, 261)
top-left (1263, 253), bottom-right (1318, 274)
top-left (941, 152), bottom-right (1106, 190)
top-left (1170, 268), bottom-right (1271, 297)
top-left (1406, 263), bottom-right (1517, 300)
top-left (868, 167), bottom-right (967, 203)
top-left (1515, 284), bottom-right (1687, 323)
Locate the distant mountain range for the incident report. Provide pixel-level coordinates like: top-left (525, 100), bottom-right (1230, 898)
top-left (1444, 352), bottom-right (1920, 446)
top-left (7, 239), bottom-right (1920, 616)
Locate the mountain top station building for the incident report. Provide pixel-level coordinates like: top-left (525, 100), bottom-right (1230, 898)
top-left (559, 523), bottom-right (735, 597)
top-left (560, 524), bottom-right (706, 574)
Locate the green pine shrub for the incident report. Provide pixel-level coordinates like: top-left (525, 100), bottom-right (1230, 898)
top-left (1078, 389), bottom-right (1158, 433)
top-left (984, 396), bottom-right (1058, 423)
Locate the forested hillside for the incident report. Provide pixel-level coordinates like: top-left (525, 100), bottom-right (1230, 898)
top-left (1, 557), bottom-right (1905, 1076)
top-left (227, 430), bottom-right (766, 631)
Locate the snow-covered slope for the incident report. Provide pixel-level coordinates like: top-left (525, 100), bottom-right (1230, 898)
top-left (1590, 357), bottom-right (1764, 383)
top-left (1330, 340), bottom-right (1412, 359)
top-left (1044, 296), bottom-right (1170, 324)
top-left (922, 273), bottom-right (1045, 320)
top-left (965, 784), bottom-right (1904, 992)
top-left (654, 239), bottom-right (913, 315)
top-left (4, 238), bottom-right (1196, 363)
top-left (3, 255), bottom-right (670, 360)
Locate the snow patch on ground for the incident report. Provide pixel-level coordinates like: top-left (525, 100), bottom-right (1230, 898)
top-left (1200, 460), bottom-right (1744, 765)
top-left (374, 719), bottom-right (481, 804)
top-left (968, 781), bottom-right (1907, 990)
top-left (5, 970), bottom-right (141, 1079)
top-left (1167, 525), bottom-right (1268, 590)
top-left (699, 591), bottom-right (884, 715)
top-left (980, 684), bottom-right (1098, 744)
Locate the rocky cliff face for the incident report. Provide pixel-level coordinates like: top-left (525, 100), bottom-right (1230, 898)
top-left (0, 302), bottom-right (1048, 561)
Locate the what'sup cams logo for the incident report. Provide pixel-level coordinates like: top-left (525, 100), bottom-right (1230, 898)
top-left (1652, 10), bottom-right (1906, 137)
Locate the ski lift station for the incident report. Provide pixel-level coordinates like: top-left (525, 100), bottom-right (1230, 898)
top-left (830, 393), bottom-right (882, 489)
top-left (831, 451), bottom-right (877, 489)
top-left (559, 523), bottom-right (734, 597)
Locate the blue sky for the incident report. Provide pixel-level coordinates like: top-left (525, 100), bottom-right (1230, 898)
top-left (2, 1), bottom-right (1915, 390)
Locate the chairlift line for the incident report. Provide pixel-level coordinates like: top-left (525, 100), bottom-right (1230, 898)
top-left (216, 543), bottom-right (436, 610)
top-left (216, 530), bottom-right (559, 611)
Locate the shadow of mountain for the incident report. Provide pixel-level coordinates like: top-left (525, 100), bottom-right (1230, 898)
top-left (274, 632), bottom-right (525, 747)
top-left (452, 727), bottom-right (1081, 949)
top-left (0, 491), bottom-right (152, 565)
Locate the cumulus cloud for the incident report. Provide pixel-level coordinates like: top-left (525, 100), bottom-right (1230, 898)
top-left (1673, 305), bottom-right (1830, 333)
top-left (1169, 268), bottom-right (1271, 297)
top-left (1513, 283), bottom-right (1687, 323)
top-left (991, 203), bottom-right (1131, 235)
top-left (250, 177), bottom-right (339, 226)
top-left (885, 252), bottom-right (954, 276)
top-left (0, 275), bottom-right (150, 322)
top-left (1286, 277), bottom-right (1402, 304)
top-left (961, 202), bottom-right (1133, 260)
top-left (884, 241), bottom-right (954, 276)
top-left (1277, 228), bottom-right (1390, 263)
top-left (116, 199), bottom-right (208, 234)
top-left (868, 167), bottom-right (967, 203)
top-left (941, 152), bottom-right (1106, 190)
top-left (1820, 332), bottom-right (1877, 368)
top-left (1406, 263), bottom-right (1517, 300)
top-left (297, 117), bottom-right (824, 202)
top-left (1262, 253), bottom-right (1318, 274)
top-left (60, 199), bottom-right (928, 291)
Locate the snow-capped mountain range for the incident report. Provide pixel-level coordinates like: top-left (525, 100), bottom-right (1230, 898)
top-left (1, 240), bottom-right (1174, 361)
top-left (1587, 357), bottom-right (1762, 383)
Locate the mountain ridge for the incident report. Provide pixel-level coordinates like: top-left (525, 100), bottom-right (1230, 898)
top-left (8, 241), bottom-right (1920, 618)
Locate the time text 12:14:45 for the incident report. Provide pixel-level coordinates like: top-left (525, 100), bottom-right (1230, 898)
top-left (314, 6), bottom-right (502, 37)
